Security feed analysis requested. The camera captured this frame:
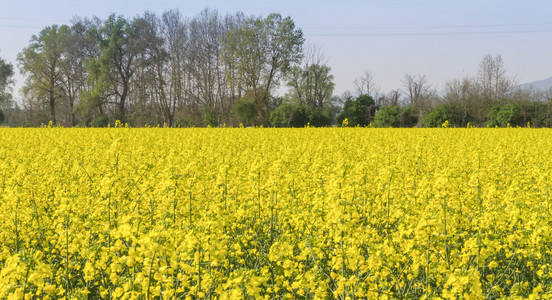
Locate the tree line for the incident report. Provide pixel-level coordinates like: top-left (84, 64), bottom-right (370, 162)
top-left (0, 8), bottom-right (551, 128)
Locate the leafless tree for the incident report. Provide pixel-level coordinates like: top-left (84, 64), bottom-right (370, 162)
top-left (402, 73), bottom-right (436, 126)
top-left (385, 89), bottom-right (401, 106)
top-left (354, 71), bottom-right (381, 104)
top-left (478, 54), bottom-right (517, 102)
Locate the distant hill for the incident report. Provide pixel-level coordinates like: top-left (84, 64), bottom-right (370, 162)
top-left (520, 76), bottom-right (552, 91)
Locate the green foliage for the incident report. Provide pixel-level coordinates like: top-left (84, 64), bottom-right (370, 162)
top-left (423, 103), bottom-right (467, 127)
top-left (269, 103), bottom-right (308, 127)
top-left (373, 105), bottom-right (420, 128)
top-left (486, 100), bottom-right (550, 127)
top-left (0, 109), bottom-right (4, 124)
top-left (232, 99), bottom-right (257, 127)
top-left (17, 25), bottom-right (70, 124)
top-left (203, 107), bottom-right (218, 127)
top-left (373, 106), bottom-right (400, 127)
top-left (86, 14), bottom-right (145, 123)
top-left (0, 55), bottom-right (14, 104)
top-left (337, 94), bottom-right (376, 126)
top-left (174, 111), bottom-right (204, 128)
top-left (488, 102), bottom-right (519, 127)
top-left (267, 96), bottom-right (284, 111)
top-left (524, 101), bottom-right (551, 127)
top-left (90, 114), bottom-right (109, 127)
top-left (222, 13), bottom-right (304, 124)
top-left (308, 107), bottom-right (333, 127)
top-left (285, 63), bottom-right (335, 108)
top-left (269, 103), bottom-right (334, 127)
top-left (398, 106), bottom-right (419, 127)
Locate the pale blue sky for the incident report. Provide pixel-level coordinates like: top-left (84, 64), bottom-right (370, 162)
top-left (1, 0), bottom-right (551, 99)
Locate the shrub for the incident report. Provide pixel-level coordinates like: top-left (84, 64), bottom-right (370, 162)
top-left (337, 94), bottom-right (376, 126)
top-left (269, 103), bottom-right (308, 127)
top-left (91, 114), bottom-right (109, 127)
top-left (232, 99), bottom-right (257, 127)
top-left (373, 106), bottom-right (400, 127)
top-left (423, 103), bottom-right (467, 127)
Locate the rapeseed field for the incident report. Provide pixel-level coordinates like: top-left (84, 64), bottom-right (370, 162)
top-left (1, 128), bottom-right (551, 299)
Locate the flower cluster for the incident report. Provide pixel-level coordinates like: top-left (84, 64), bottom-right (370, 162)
top-left (0, 127), bottom-right (551, 299)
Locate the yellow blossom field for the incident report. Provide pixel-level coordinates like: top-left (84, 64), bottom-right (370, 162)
top-left (1, 128), bottom-right (552, 299)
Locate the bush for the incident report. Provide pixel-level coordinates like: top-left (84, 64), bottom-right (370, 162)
top-left (524, 102), bottom-right (551, 127)
top-left (308, 108), bottom-right (333, 127)
top-left (269, 103), bottom-right (334, 127)
top-left (0, 109), bottom-right (4, 124)
top-left (203, 107), bottom-right (218, 127)
top-left (398, 106), bottom-right (418, 127)
top-left (337, 94), bottom-right (376, 126)
top-left (373, 106), bottom-right (400, 127)
top-left (486, 100), bottom-right (551, 127)
top-left (423, 103), bottom-right (467, 127)
top-left (486, 101), bottom-right (521, 127)
top-left (269, 103), bottom-right (308, 127)
top-left (91, 114), bottom-right (109, 127)
top-left (232, 99), bottom-right (257, 127)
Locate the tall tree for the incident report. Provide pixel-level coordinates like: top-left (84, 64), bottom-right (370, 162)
top-left (285, 45), bottom-right (334, 108)
top-left (0, 53), bottom-right (14, 107)
top-left (478, 54), bottom-right (516, 102)
top-left (223, 13), bottom-right (304, 124)
top-left (402, 73), bottom-right (435, 126)
top-left (56, 20), bottom-right (95, 126)
top-left (285, 64), bottom-right (334, 108)
top-left (354, 71), bottom-right (381, 105)
top-left (0, 53), bottom-right (14, 124)
top-left (442, 77), bottom-right (481, 125)
top-left (187, 9), bottom-right (228, 121)
top-left (18, 25), bottom-right (66, 124)
top-left (158, 9), bottom-right (188, 126)
top-left (86, 14), bottom-right (146, 123)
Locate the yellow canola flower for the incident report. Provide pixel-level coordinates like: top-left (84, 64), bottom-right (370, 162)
top-left (0, 128), bottom-right (551, 298)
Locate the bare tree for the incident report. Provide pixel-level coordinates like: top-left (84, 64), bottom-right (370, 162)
top-left (478, 54), bottom-right (516, 102)
top-left (354, 71), bottom-right (381, 104)
top-left (56, 20), bottom-right (94, 126)
top-left (385, 89), bottom-right (401, 106)
top-left (158, 9), bottom-right (188, 126)
top-left (443, 77), bottom-right (481, 124)
top-left (402, 73), bottom-right (436, 126)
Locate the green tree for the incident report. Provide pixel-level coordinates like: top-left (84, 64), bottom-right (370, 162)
top-left (485, 100), bottom-right (548, 127)
top-left (269, 103), bottom-right (308, 127)
top-left (0, 54), bottom-right (14, 125)
top-left (337, 94), bottom-right (376, 126)
top-left (398, 106), bottom-right (419, 127)
top-left (485, 101), bottom-right (519, 127)
top-left (423, 103), bottom-right (469, 127)
top-left (0, 54), bottom-right (14, 106)
top-left (373, 105), bottom-right (400, 127)
top-left (285, 63), bottom-right (334, 108)
top-left (56, 20), bottom-right (94, 126)
top-left (232, 98), bottom-right (257, 127)
top-left (18, 25), bottom-right (68, 124)
top-left (223, 13), bottom-right (304, 125)
top-left (85, 14), bottom-right (146, 123)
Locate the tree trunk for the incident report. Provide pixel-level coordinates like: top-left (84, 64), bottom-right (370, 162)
top-left (49, 88), bottom-right (56, 124)
top-left (119, 83), bottom-right (128, 123)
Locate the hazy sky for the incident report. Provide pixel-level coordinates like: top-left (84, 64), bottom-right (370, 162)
top-left (1, 0), bottom-right (551, 99)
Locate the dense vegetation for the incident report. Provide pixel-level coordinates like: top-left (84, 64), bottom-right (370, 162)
top-left (0, 9), bottom-right (551, 128)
